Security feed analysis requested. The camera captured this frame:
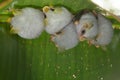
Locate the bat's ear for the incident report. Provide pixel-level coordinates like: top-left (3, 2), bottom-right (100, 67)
top-left (72, 9), bottom-right (92, 25)
top-left (92, 10), bottom-right (98, 19)
top-left (83, 23), bottom-right (93, 29)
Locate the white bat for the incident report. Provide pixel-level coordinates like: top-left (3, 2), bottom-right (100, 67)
top-left (43, 6), bottom-right (73, 34)
top-left (10, 7), bottom-right (45, 39)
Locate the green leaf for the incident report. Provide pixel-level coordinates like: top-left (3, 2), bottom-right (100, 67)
top-left (0, 0), bottom-right (120, 80)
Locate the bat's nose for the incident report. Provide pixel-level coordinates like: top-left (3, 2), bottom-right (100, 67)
top-left (43, 6), bottom-right (50, 13)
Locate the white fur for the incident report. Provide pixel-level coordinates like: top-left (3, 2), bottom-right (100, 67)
top-left (91, 14), bottom-right (113, 46)
top-left (52, 23), bottom-right (79, 50)
top-left (11, 7), bottom-right (44, 39)
top-left (76, 12), bottom-right (98, 40)
top-left (45, 7), bottom-right (72, 34)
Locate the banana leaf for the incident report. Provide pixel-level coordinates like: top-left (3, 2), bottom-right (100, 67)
top-left (0, 0), bottom-right (120, 80)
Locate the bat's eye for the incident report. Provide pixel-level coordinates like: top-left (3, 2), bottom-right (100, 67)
top-left (50, 8), bottom-right (55, 11)
top-left (81, 29), bottom-right (85, 35)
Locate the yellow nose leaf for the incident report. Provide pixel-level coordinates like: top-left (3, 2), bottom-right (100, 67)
top-left (88, 23), bottom-right (93, 29)
top-left (43, 6), bottom-right (50, 13)
top-left (83, 22), bottom-right (93, 29)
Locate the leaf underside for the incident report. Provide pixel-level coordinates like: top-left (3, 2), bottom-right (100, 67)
top-left (0, 0), bottom-right (120, 80)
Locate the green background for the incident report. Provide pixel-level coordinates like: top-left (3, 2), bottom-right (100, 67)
top-left (0, 0), bottom-right (120, 80)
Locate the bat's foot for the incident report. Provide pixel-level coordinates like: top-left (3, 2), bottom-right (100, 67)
top-left (79, 36), bottom-right (86, 41)
top-left (87, 40), bottom-right (92, 46)
top-left (95, 45), bottom-right (100, 48)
